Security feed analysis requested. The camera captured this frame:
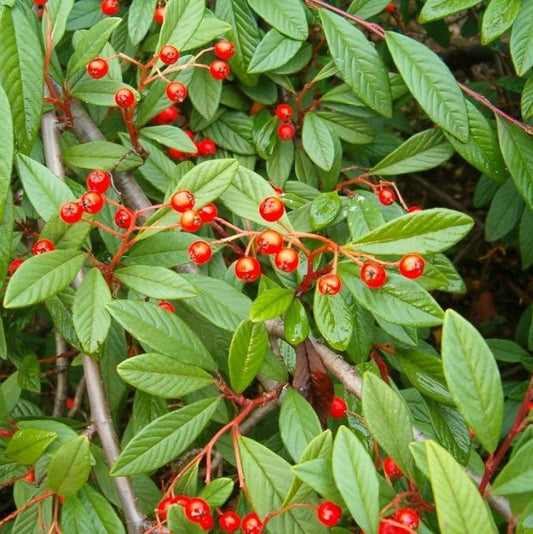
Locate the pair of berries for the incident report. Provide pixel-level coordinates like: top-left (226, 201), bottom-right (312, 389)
top-left (234, 246), bottom-right (300, 283)
top-left (209, 41), bottom-right (235, 80)
top-left (168, 137), bottom-right (217, 160)
top-left (9, 236), bottom-right (56, 275)
top-left (274, 104), bottom-right (296, 141)
top-left (218, 510), bottom-right (261, 533)
top-left (157, 496), bottom-right (214, 530)
top-left (360, 254), bottom-right (425, 289)
top-left (169, 190), bottom-right (218, 233)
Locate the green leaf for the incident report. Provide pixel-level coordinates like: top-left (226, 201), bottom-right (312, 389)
top-left (485, 179), bottom-right (524, 241)
top-left (510, 1), bottom-right (533, 75)
top-left (420, 0), bottom-right (480, 22)
top-left (189, 65), bottom-right (222, 121)
top-left (106, 300), bottom-right (216, 370)
top-left (117, 353), bottom-right (213, 398)
top-left (320, 10), bottom-right (392, 117)
top-left (362, 373), bottom-right (415, 479)
top-left (284, 299), bottom-right (309, 345)
top-left (6, 429), bottom-right (56, 465)
top-left (481, 0), bottom-right (520, 45)
top-left (228, 320), bottom-right (269, 393)
top-left (250, 288), bottom-right (294, 322)
top-left (248, 30), bottom-right (303, 74)
top-left (44, 0), bottom-right (74, 50)
top-left (520, 208), bottom-right (533, 269)
top-left (4, 250), bottom-right (85, 309)
top-left (309, 192), bottom-right (342, 230)
top-left (125, 231), bottom-right (196, 268)
top-left (302, 112), bottom-right (335, 171)
top-left (156, 0), bottom-right (205, 52)
top-left (332, 426), bottom-right (379, 534)
top-left (63, 141), bottom-right (143, 172)
top-left (267, 136), bottom-right (295, 186)
top-left (111, 398), bottom-right (220, 475)
top-left (441, 310), bottom-right (504, 452)
top-left (203, 111), bottom-right (255, 155)
top-left (140, 126), bottom-right (197, 152)
top-left (183, 13), bottom-right (232, 52)
top-left (521, 76), bottom-right (533, 120)
top-left (199, 478), bottom-right (235, 508)
top-left (349, 0), bottom-right (393, 19)
top-left (315, 111), bottom-right (375, 145)
top-left (426, 440), bottom-right (498, 534)
top-left (47, 436), bottom-right (91, 497)
top-left (371, 129), bottom-right (453, 175)
top-left (0, 84), bottom-right (13, 220)
top-left (247, 0), bottom-right (308, 40)
top-left (127, 0), bottom-right (156, 45)
top-left (71, 79), bottom-right (129, 107)
top-left (386, 31), bottom-right (469, 142)
top-left (492, 440), bottom-right (533, 495)
top-left (313, 291), bottom-right (353, 351)
top-left (347, 195), bottom-right (385, 240)
top-left (346, 208), bottom-right (474, 255)
top-left (279, 389), bottom-right (322, 462)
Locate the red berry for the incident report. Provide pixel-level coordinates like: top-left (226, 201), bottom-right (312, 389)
top-left (157, 496), bottom-right (177, 521)
top-left (65, 397), bottom-right (75, 410)
top-left (185, 497), bottom-right (210, 523)
top-left (256, 229), bottom-right (283, 255)
top-left (394, 508), bottom-right (420, 530)
top-left (274, 248), bottom-right (299, 273)
top-left (378, 520), bottom-right (398, 534)
top-left (316, 501), bottom-right (342, 527)
top-left (398, 254), bottom-right (425, 279)
top-left (329, 396), bottom-right (347, 418)
top-left (198, 203), bottom-right (218, 223)
top-left (219, 511), bottom-right (241, 532)
top-left (86, 169), bottom-right (111, 194)
top-left (197, 138), bottom-right (217, 157)
top-left (214, 40), bottom-right (235, 60)
top-left (259, 196), bottom-right (285, 222)
top-left (378, 188), bottom-right (397, 206)
top-left (151, 105), bottom-right (178, 125)
top-left (154, 5), bottom-right (165, 23)
top-left (23, 470), bottom-right (35, 483)
top-left (275, 104), bottom-right (293, 122)
top-left (188, 241), bottom-right (212, 264)
top-left (235, 256), bottom-right (261, 282)
top-left (168, 148), bottom-right (186, 160)
top-left (360, 262), bottom-right (387, 289)
top-left (166, 82), bottom-right (188, 103)
top-left (159, 45), bottom-right (180, 65)
top-left (277, 123), bottom-right (296, 140)
top-left (241, 512), bottom-right (262, 534)
top-left (383, 456), bottom-right (403, 480)
top-left (384, 2), bottom-right (396, 13)
top-left (33, 0), bottom-right (48, 4)
top-left (114, 208), bottom-right (133, 229)
top-left (317, 274), bottom-right (342, 296)
top-left (8, 259), bottom-right (24, 275)
top-left (87, 58), bottom-right (109, 79)
top-left (209, 60), bottom-right (230, 80)
top-left (199, 513), bottom-right (215, 530)
top-left (180, 210), bottom-right (202, 233)
top-left (101, 0), bottom-right (119, 16)
top-left (114, 87), bottom-right (135, 108)
top-left (60, 201), bottom-right (83, 224)
top-left (170, 190), bottom-right (195, 212)
top-left (407, 205), bottom-right (421, 213)
top-left (32, 239), bottom-right (55, 255)
top-left (158, 301), bottom-right (175, 313)
top-left (80, 191), bottom-right (104, 214)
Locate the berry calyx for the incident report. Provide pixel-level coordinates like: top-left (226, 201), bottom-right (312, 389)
top-left (166, 82), bottom-right (188, 103)
top-left (185, 497), bottom-right (210, 523)
top-left (256, 229), bottom-right (283, 255)
top-left (209, 60), bottom-right (230, 80)
top-left (394, 507), bottom-right (420, 530)
top-left (214, 40), bottom-right (235, 60)
top-left (154, 5), bottom-right (165, 23)
top-left (188, 241), bottom-right (212, 264)
top-left (378, 188), bottom-right (397, 206)
top-left (197, 138), bottom-right (217, 157)
top-left (383, 456), bottom-right (403, 480)
top-left (275, 103), bottom-right (293, 122)
top-left (170, 190), bottom-right (195, 212)
top-left (329, 396), bottom-right (347, 418)
top-left (180, 210), bottom-right (202, 233)
top-left (241, 512), bottom-right (262, 534)
top-left (259, 196), bottom-right (285, 222)
top-left (277, 123), bottom-right (296, 140)
top-left (316, 501), bottom-right (342, 527)
top-left (60, 201), bottom-right (83, 224)
top-left (274, 248), bottom-right (299, 273)
top-left (86, 169), bottom-right (111, 194)
top-left (114, 87), bottom-right (135, 108)
top-left (151, 105), bottom-right (178, 125)
top-left (318, 273), bottom-right (342, 296)
top-left (114, 208), bottom-right (133, 229)
top-left (80, 191), bottom-right (104, 214)
top-left (101, 0), bottom-right (119, 16)
top-left (87, 58), bottom-right (109, 79)
top-left (407, 205), bottom-right (422, 213)
top-left (235, 256), bottom-right (261, 282)
top-left (8, 259), bottom-right (24, 275)
top-left (219, 511), bottom-right (241, 532)
top-left (159, 45), bottom-right (180, 65)
top-left (398, 254), bottom-right (425, 279)
top-left (198, 203), bottom-right (218, 223)
top-left (32, 239), bottom-right (55, 255)
top-left (360, 262), bottom-right (387, 289)
top-left (158, 301), bottom-right (175, 313)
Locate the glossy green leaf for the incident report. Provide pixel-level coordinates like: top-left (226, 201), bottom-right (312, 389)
top-left (485, 179), bottom-right (524, 241)
top-left (127, 0), bottom-right (156, 45)
top-left (310, 192), bottom-right (342, 231)
top-left (420, 0), bottom-right (480, 22)
top-left (71, 79), bottom-right (128, 107)
top-left (6, 429), bottom-right (56, 465)
top-left (349, 0), bottom-right (393, 19)
top-left (125, 231), bottom-right (195, 267)
top-left (520, 208), bottom-right (533, 269)
top-left (0, 84), bottom-right (13, 220)
top-left (347, 195), bottom-right (385, 240)
top-left (284, 299), bottom-right (309, 345)
top-left (313, 290), bottom-right (353, 351)
top-left (189, 64), bottom-right (222, 121)
top-left (267, 135), bottom-right (295, 186)
top-left (4, 250), bottom-right (85, 309)
top-left (248, 30), bottom-right (302, 74)
top-left (492, 440), bottom-right (533, 495)
top-left (203, 111), bottom-right (255, 155)
top-left (250, 288), bottom-right (294, 322)
top-left (302, 112), bottom-right (335, 171)
top-left (140, 126), bottom-right (197, 152)
top-left (228, 320), bottom-right (269, 393)
top-left (386, 31), bottom-right (468, 142)
top-left (63, 141), bottom-right (143, 172)
top-left (199, 478), bottom-right (235, 507)
top-left (156, 0), bottom-right (205, 52)
top-left (247, 0), bottom-right (307, 40)
top-left (442, 309), bottom-right (504, 452)
top-left (44, 0), bottom-right (74, 50)
top-left (183, 13), bottom-right (232, 51)
top-left (315, 111), bottom-right (375, 145)
top-left (510, 1), bottom-right (533, 75)
top-left (481, 0), bottom-right (520, 45)
top-left (111, 398), bottom-right (220, 475)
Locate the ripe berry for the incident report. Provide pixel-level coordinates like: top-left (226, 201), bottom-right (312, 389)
top-left (329, 396), bottom-right (347, 418)
top-left (32, 239), bottom-right (55, 255)
top-left (180, 210), bottom-right (202, 233)
top-left (394, 508), bottom-right (420, 530)
top-left (80, 191), bottom-right (104, 214)
top-left (259, 196), bottom-right (285, 222)
top-left (188, 241), bottom-right (212, 264)
top-left (114, 208), bottom-right (133, 229)
top-left (151, 105), bottom-right (178, 125)
top-left (157, 496), bottom-right (178, 521)
top-left (166, 82), bottom-right (188, 103)
top-left (87, 58), bottom-right (109, 79)
top-left (168, 148), bottom-right (186, 160)
top-left (185, 497), bottom-right (210, 523)
top-left (159, 45), bottom-right (179, 65)
top-left (219, 511), bottom-right (241, 532)
top-left (378, 188), bottom-right (397, 206)
top-left (274, 248), bottom-right (299, 273)
top-left (235, 256), bottom-right (261, 282)
top-left (318, 274), bottom-right (342, 296)
top-left (200, 513), bottom-right (215, 530)
top-left (398, 254), bottom-right (425, 279)
top-left (277, 123), bottom-right (296, 140)
top-left (209, 60), bottom-right (230, 80)
top-left (198, 203), bottom-right (218, 223)
top-left (378, 520), bottom-right (398, 534)
top-left (86, 169), bottom-right (111, 194)
top-left (65, 397), bottom-right (75, 410)
top-left (256, 229), bottom-right (283, 255)
top-left (8, 259), bottom-right (24, 275)
top-left (316, 501), bottom-right (342, 527)
top-left (158, 301), bottom-right (175, 313)
top-left (60, 201), bottom-right (83, 224)
top-left (23, 470), bottom-right (35, 483)
top-left (275, 103), bottom-right (293, 122)
top-left (407, 205), bottom-right (422, 213)
top-left (114, 87), bottom-right (135, 108)
top-left (241, 512), bottom-right (262, 534)
top-left (360, 262), bottom-right (387, 289)
top-left (197, 138), bottom-right (217, 157)
top-left (33, 0), bottom-right (48, 4)
top-left (170, 190), bottom-right (195, 212)
top-left (101, 0), bottom-right (119, 16)
top-left (383, 456), bottom-right (403, 480)
top-left (154, 5), bottom-right (165, 23)
top-left (384, 2), bottom-right (396, 13)
top-left (214, 40), bottom-right (235, 60)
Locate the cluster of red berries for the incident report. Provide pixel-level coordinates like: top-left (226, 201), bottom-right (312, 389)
top-left (8, 236), bottom-right (56, 276)
top-left (170, 189), bottom-right (218, 237)
top-left (168, 131), bottom-right (217, 161)
top-left (275, 104), bottom-right (296, 141)
top-left (360, 253), bottom-right (425, 290)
